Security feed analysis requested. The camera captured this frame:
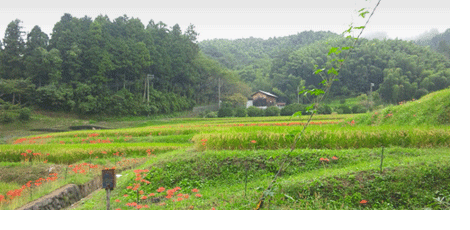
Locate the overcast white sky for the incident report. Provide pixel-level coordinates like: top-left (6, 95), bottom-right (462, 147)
top-left (0, 0), bottom-right (450, 42)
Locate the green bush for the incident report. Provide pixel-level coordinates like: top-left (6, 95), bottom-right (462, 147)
top-left (0, 111), bottom-right (14, 123)
top-left (265, 106), bottom-right (280, 116)
top-left (217, 106), bottom-right (233, 117)
top-left (280, 103), bottom-right (306, 116)
top-left (317, 104), bottom-right (332, 114)
top-left (247, 106), bottom-right (264, 117)
top-left (337, 105), bottom-right (351, 114)
top-left (234, 108), bottom-right (247, 117)
top-left (352, 104), bottom-right (367, 114)
top-left (205, 112), bottom-right (217, 118)
top-left (18, 107), bottom-right (32, 121)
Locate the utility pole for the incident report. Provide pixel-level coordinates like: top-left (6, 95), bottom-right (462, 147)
top-left (297, 86), bottom-right (299, 104)
top-left (218, 78), bottom-right (221, 109)
top-left (147, 74), bottom-right (154, 105)
top-left (369, 82), bottom-right (374, 111)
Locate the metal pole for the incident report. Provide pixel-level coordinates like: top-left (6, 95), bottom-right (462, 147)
top-left (106, 188), bottom-right (110, 210)
top-left (369, 83), bottom-right (374, 111)
top-left (147, 76), bottom-right (150, 105)
top-left (218, 78), bottom-right (221, 109)
top-left (297, 86), bottom-right (299, 104)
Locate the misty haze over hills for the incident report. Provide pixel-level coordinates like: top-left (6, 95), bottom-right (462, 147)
top-left (362, 28), bottom-right (449, 41)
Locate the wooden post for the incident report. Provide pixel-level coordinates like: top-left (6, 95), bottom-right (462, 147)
top-left (106, 188), bottom-right (111, 210)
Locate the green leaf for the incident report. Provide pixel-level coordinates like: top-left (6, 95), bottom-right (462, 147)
top-left (342, 47), bottom-right (352, 50)
top-left (305, 104), bottom-right (315, 112)
top-left (314, 68), bottom-right (325, 74)
top-left (328, 67), bottom-right (339, 76)
top-left (359, 11), bottom-right (370, 18)
top-left (292, 111), bottom-right (302, 118)
top-left (308, 89), bottom-right (325, 96)
top-left (342, 25), bottom-right (353, 35)
top-left (354, 26), bottom-right (366, 30)
top-left (328, 47), bottom-right (339, 55)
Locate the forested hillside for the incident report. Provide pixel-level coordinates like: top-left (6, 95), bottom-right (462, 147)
top-left (0, 14), bottom-right (249, 117)
top-left (200, 30), bottom-right (450, 105)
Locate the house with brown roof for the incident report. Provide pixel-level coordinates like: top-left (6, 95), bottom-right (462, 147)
top-left (247, 90), bottom-right (284, 109)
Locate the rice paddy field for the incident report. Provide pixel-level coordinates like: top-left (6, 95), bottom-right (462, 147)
top-left (0, 90), bottom-right (451, 211)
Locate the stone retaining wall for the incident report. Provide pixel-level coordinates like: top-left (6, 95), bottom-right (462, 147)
top-left (19, 176), bottom-right (102, 210)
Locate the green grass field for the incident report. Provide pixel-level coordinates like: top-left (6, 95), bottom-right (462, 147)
top-left (0, 89), bottom-right (450, 210)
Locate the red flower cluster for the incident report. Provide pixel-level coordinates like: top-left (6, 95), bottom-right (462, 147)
top-left (0, 173), bottom-right (58, 204)
top-left (88, 138), bottom-right (112, 144)
top-left (88, 133), bottom-right (99, 137)
top-left (13, 135), bottom-right (52, 145)
top-left (319, 158), bottom-right (330, 162)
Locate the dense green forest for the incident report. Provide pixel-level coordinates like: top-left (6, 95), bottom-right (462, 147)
top-left (199, 30), bottom-right (450, 105)
top-left (0, 14), bottom-right (250, 117)
top-left (0, 13), bottom-right (450, 118)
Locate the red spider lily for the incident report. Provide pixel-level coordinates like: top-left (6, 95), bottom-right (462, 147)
top-left (149, 193), bottom-right (155, 197)
top-left (123, 194), bottom-right (129, 197)
top-left (139, 190), bottom-right (144, 195)
top-left (126, 186), bottom-right (133, 190)
top-left (251, 140), bottom-right (257, 144)
top-left (126, 202), bottom-right (137, 207)
top-left (184, 194), bottom-right (189, 199)
top-left (157, 187), bottom-right (165, 193)
top-left (174, 187), bottom-right (181, 191)
top-left (332, 156), bottom-right (338, 160)
top-left (116, 208), bottom-right (121, 210)
top-left (176, 193), bottom-right (183, 197)
top-left (350, 120), bottom-right (355, 125)
top-left (26, 150), bottom-right (32, 153)
top-left (0, 195), bottom-right (4, 202)
top-left (195, 194), bottom-right (202, 198)
top-left (165, 195), bottom-right (172, 199)
top-left (141, 196), bottom-right (148, 200)
top-left (21, 153), bottom-right (27, 157)
top-left (144, 205), bottom-right (149, 208)
top-left (211, 207), bottom-right (216, 210)
top-left (115, 199), bottom-right (121, 203)
top-left (201, 139), bottom-right (208, 142)
top-left (319, 158), bottom-right (330, 162)
top-left (192, 188), bottom-right (199, 193)
top-left (177, 197), bottom-right (183, 201)
top-left (159, 202), bottom-right (166, 206)
top-left (360, 200), bottom-right (368, 204)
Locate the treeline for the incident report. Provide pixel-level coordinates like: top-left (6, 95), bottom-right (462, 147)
top-left (0, 14), bottom-right (249, 117)
top-left (200, 30), bottom-right (450, 105)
